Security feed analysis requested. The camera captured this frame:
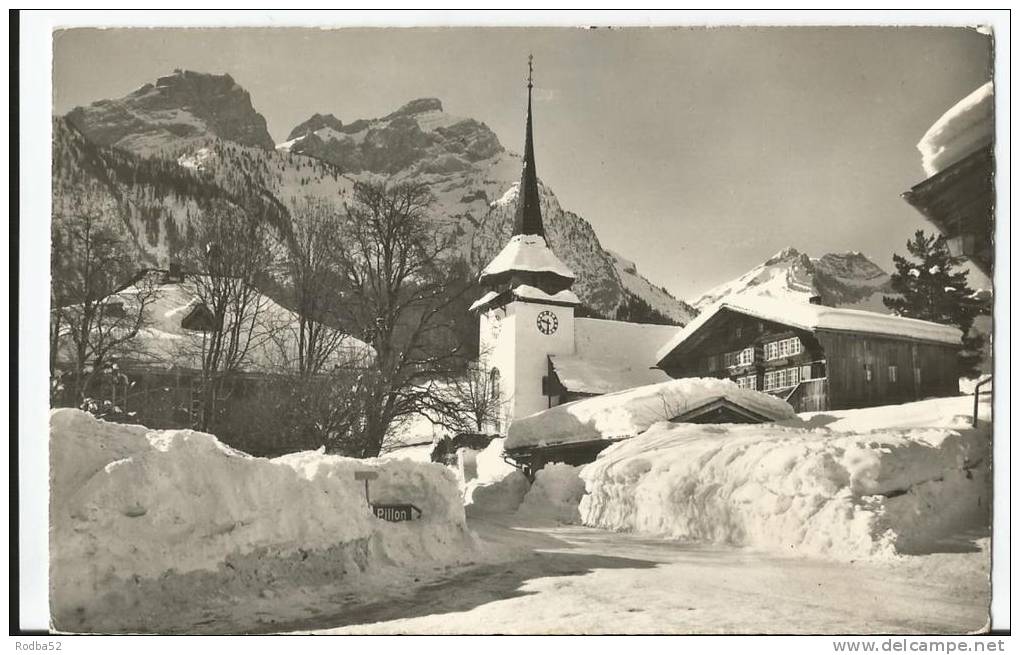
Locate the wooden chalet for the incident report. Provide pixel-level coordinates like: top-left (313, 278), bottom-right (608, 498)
top-left (51, 268), bottom-right (371, 443)
top-left (903, 81), bottom-right (994, 277)
top-left (654, 296), bottom-right (962, 413)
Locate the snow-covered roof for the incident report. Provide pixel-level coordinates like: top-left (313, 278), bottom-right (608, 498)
top-left (545, 318), bottom-right (680, 394)
top-left (511, 284), bottom-right (580, 306)
top-left (505, 377), bottom-right (796, 451)
top-left (469, 291), bottom-right (500, 312)
top-left (655, 295), bottom-right (962, 364)
top-left (918, 81), bottom-right (994, 177)
top-left (549, 355), bottom-right (672, 395)
top-left (479, 234), bottom-right (575, 282)
top-left (54, 273), bottom-right (372, 374)
top-left (575, 317), bottom-right (681, 365)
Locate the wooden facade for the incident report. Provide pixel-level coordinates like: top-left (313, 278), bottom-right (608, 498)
top-left (657, 307), bottom-right (959, 413)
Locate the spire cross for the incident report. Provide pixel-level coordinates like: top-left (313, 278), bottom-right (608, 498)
top-left (527, 54), bottom-right (534, 89)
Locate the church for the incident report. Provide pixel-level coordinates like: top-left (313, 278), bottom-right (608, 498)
top-left (472, 61), bottom-right (964, 431)
top-left (470, 60), bottom-right (684, 424)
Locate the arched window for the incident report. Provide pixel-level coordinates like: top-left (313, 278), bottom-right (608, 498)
top-left (489, 368), bottom-right (502, 433)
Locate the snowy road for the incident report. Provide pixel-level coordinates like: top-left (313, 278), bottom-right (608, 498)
top-left (284, 515), bottom-right (990, 635)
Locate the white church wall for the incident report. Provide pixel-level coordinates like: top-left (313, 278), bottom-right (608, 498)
top-left (510, 301), bottom-right (575, 419)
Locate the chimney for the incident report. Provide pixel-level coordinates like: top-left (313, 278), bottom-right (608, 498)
top-left (808, 295), bottom-right (823, 305)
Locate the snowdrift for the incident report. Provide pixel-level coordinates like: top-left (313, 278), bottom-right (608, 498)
top-left (505, 378), bottom-right (796, 450)
top-left (579, 411), bottom-right (990, 559)
top-left (517, 464), bottom-right (586, 523)
top-left (49, 409), bottom-right (478, 632)
top-left (463, 439), bottom-right (530, 516)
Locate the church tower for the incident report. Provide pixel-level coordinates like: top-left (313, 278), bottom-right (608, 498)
top-left (472, 56), bottom-right (580, 424)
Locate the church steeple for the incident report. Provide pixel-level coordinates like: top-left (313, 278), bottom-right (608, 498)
top-left (474, 56), bottom-right (576, 305)
top-left (514, 54), bottom-right (544, 237)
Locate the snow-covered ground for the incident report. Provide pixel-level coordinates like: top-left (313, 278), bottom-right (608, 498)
top-left (49, 394), bottom-right (992, 634)
top-left (300, 515), bottom-right (990, 635)
top-left (49, 409), bottom-right (482, 633)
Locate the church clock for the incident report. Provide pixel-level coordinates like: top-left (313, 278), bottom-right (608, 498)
top-left (536, 310), bottom-right (559, 335)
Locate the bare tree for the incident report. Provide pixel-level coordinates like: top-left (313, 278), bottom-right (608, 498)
top-left (179, 202), bottom-right (276, 431)
top-left (51, 193), bottom-right (159, 405)
top-left (328, 180), bottom-right (474, 457)
top-left (284, 197), bottom-right (352, 377)
top-left (431, 360), bottom-right (506, 434)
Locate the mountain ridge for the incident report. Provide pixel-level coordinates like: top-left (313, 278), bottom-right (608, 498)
top-left (693, 247), bottom-right (894, 312)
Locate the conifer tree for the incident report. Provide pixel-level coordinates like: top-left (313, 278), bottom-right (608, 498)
top-left (883, 230), bottom-right (987, 376)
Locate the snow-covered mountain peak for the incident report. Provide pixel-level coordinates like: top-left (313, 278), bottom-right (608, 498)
top-left (695, 247), bottom-right (893, 312)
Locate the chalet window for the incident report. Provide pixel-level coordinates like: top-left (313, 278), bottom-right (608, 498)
top-left (763, 366), bottom-right (801, 391)
top-left (736, 347), bottom-right (755, 366)
top-left (735, 326), bottom-right (743, 338)
top-left (722, 351), bottom-right (737, 368)
top-left (888, 365), bottom-right (898, 383)
top-left (764, 337), bottom-right (802, 361)
top-left (735, 375), bottom-right (757, 391)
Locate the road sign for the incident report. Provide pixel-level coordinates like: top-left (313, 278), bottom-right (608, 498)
top-left (354, 470), bottom-right (380, 503)
top-left (372, 504), bottom-right (423, 522)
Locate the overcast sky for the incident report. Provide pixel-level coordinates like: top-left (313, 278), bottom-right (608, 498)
top-left (53, 26), bottom-right (993, 300)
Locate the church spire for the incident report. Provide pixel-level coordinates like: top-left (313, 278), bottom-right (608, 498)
top-left (514, 54), bottom-right (544, 237)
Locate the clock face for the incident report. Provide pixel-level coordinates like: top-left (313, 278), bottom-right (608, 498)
top-left (536, 310), bottom-right (559, 335)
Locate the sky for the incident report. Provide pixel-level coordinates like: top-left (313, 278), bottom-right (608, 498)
top-left (52, 26), bottom-right (993, 300)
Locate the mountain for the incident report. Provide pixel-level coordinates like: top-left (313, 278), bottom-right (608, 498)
top-left (65, 70), bottom-right (275, 155)
top-left (693, 247), bottom-right (894, 312)
top-left (277, 97), bottom-right (694, 322)
top-left (57, 73), bottom-right (695, 325)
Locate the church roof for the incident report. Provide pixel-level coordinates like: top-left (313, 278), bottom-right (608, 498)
top-left (478, 233), bottom-right (575, 284)
top-left (512, 284), bottom-right (580, 306)
top-left (575, 317), bottom-right (682, 365)
top-left (515, 55), bottom-right (544, 237)
top-left (546, 318), bottom-right (681, 395)
top-left (478, 57), bottom-right (573, 291)
top-left (549, 355), bottom-right (671, 396)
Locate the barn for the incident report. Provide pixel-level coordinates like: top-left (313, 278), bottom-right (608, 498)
top-left (654, 296), bottom-right (962, 413)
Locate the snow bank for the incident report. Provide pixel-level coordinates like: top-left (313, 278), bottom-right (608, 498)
top-left (579, 416), bottom-right (989, 560)
top-left (50, 409), bottom-right (478, 632)
top-left (475, 437), bottom-right (519, 483)
top-left (789, 395), bottom-right (980, 433)
top-left (462, 438), bottom-right (530, 516)
top-left (517, 464), bottom-right (586, 523)
top-left (464, 471), bottom-right (531, 517)
top-left (505, 378), bottom-right (796, 450)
